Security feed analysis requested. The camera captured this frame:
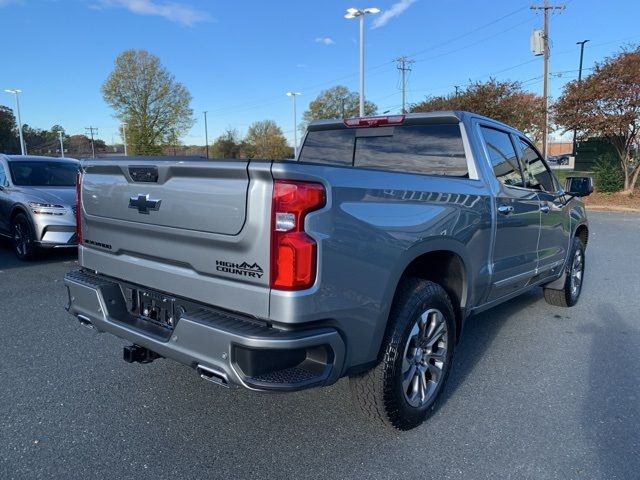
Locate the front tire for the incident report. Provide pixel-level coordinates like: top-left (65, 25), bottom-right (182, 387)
top-left (349, 278), bottom-right (456, 430)
top-left (11, 213), bottom-right (37, 260)
top-left (543, 237), bottom-right (585, 307)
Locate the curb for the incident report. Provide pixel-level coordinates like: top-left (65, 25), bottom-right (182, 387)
top-left (586, 205), bottom-right (640, 213)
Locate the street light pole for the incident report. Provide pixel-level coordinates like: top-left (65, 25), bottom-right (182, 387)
top-left (572, 39), bottom-right (590, 156)
top-left (58, 130), bottom-right (64, 157)
top-left (4, 89), bottom-right (26, 155)
top-left (345, 7), bottom-right (380, 117)
top-left (203, 111), bottom-right (209, 158)
top-left (121, 123), bottom-right (128, 156)
top-left (286, 92), bottom-right (302, 158)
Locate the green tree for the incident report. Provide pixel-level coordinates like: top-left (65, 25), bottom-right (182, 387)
top-left (0, 106), bottom-right (18, 153)
top-left (22, 125), bottom-right (58, 154)
top-left (302, 85), bottom-right (377, 125)
top-left (554, 47), bottom-right (640, 193)
top-left (593, 153), bottom-right (625, 192)
top-left (102, 49), bottom-right (194, 155)
top-left (211, 128), bottom-right (241, 159)
top-left (243, 120), bottom-right (290, 160)
top-left (412, 79), bottom-right (546, 142)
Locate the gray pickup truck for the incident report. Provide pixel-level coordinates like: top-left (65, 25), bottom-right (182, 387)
top-left (64, 111), bottom-right (592, 430)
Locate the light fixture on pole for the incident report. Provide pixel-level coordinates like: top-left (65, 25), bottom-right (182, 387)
top-left (4, 89), bottom-right (26, 155)
top-left (121, 122), bottom-right (128, 156)
top-left (286, 92), bottom-right (302, 158)
top-left (344, 7), bottom-right (380, 117)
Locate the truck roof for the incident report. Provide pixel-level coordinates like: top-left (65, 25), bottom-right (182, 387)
top-left (4, 155), bottom-right (80, 164)
top-left (307, 110), bottom-right (516, 133)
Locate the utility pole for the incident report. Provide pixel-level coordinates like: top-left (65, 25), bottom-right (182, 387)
top-left (58, 130), bottom-right (64, 157)
top-left (572, 39), bottom-right (589, 156)
top-left (121, 122), bottom-right (128, 156)
top-left (85, 126), bottom-right (98, 158)
top-left (454, 85), bottom-right (461, 96)
top-left (396, 56), bottom-right (414, 114)
top-left (531, 0), bottom-right (565, 159)
top-left (4, 89), bottom-right (26, 155)
top-left (203, 111), bottom-right (209, 158)
top-left (286, 92), bottom-right (302, 158)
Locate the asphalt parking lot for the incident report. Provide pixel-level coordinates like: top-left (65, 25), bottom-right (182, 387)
top-left (1, 211), bottom-right (639, 480)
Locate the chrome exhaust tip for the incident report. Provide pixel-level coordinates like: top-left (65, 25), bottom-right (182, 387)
top-left (196, 364), bottom-right (229, 388)
top-left (77, 315), bottom-right (94, 329)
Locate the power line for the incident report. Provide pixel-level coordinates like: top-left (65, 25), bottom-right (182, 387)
top-left (407, 3), bottom-right (531, 59)
top-left (198, 5), bottom-right (536, 119)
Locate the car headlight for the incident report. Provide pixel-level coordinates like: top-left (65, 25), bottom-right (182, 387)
top-left (29, 202), bottom-right (67, 215)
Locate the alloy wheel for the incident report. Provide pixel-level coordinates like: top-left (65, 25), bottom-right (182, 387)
top-left (401, 308), bottom-right (449, 408)
top-left (570, 249), bottom-right (584, 298)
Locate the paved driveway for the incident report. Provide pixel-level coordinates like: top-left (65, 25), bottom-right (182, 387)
top-left (1, 211), bottom-right (638, 480)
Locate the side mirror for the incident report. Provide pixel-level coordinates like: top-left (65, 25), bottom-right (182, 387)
top-left (565, 176), bottom-right (594, 197)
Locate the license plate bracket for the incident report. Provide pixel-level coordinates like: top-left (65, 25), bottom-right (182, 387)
top-left (137, 289), bottom-right (176, 330)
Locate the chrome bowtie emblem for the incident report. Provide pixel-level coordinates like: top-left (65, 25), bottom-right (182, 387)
top-left (129, 194), bottom-right (161, 214)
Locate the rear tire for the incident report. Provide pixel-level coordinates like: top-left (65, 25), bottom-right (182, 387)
top-left (11, 213), bottom-right (37, 260)
top-left (543, 237), bottom-right (585, 307)
top-left (349, 278), bottom-right (456, 430)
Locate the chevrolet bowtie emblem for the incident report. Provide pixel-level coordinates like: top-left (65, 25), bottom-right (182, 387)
top-left (129, 194), bottom-right (162, 214)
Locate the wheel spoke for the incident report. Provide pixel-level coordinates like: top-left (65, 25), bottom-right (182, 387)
top-left (419, 369), bottom-right (428, 404)
top-left (402, 364), bottom-right (417, 392)
top-left (427, 361), bottom-right (443, 383)
top-left (426, 321), bottom-right (446, 348)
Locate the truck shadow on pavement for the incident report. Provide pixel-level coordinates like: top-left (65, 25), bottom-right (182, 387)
top-left (579, 303), bottom-right (640, 479)
top-left (441, 288), bottom-right (543, 403)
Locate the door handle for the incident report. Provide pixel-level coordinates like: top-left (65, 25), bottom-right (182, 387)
top-left (540, 204), bottom-right (550, 213)
top-left (498, 205), bottom-right (514, 215)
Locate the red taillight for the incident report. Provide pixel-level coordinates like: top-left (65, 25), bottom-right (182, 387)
top-left (343, 115), bottom-right (405, 128)
top-left (271, 180), bottom-right (325, 290)
top-left (75, 170), bottom-right (82, 244)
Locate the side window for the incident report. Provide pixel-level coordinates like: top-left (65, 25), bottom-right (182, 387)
top-left (0, 163), bottom-right (6, 187)
top-left (517, 139), bottom-right (556, 192)
top-left (480, 126), bottom-right (524, 188)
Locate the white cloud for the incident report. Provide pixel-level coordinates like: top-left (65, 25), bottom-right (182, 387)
top-left (372, 0), bottom-right (417, 29)
top-left (315, 37), bottom-right (335, 46)
top-left (97, 0), bottom-right (211, 26)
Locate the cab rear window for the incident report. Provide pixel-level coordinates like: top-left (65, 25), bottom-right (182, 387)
top-left (299, 124), bottom-right (468, 176)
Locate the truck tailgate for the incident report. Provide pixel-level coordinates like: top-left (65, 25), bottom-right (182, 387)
top-left (83, 161), bottom-right (248, 235)
top-left (78, 159), bottom-right (273, 318)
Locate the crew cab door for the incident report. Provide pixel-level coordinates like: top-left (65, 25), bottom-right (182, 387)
top-left (479, 126), bottom-right (541, 302)
top-left (516, 138), bottom-right (570, 276)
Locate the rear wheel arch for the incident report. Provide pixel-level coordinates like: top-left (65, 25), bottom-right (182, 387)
top-left (398, 250), bottom-right (467, 339)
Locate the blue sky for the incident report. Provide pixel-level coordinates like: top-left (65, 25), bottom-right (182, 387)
top-left (1, 0), bottom-right (638, 147)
